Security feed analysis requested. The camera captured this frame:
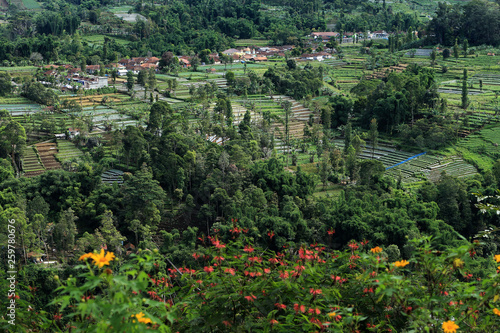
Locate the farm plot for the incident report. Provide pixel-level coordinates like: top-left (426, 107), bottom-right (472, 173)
top-left (56, 140), bottom-right (84, 162)
top-left (427, 157), bottom-right (478, 182)
top-left (22, 146), bottom-right (44, 177)
top-left (22, 0), bottom-right (41, 9)
top-left (36, 143), bottom-right (61, 170)
top-left (385, 154), bottom-right (442, 183)
top-left (65, 105), bottom-right (140, 130)
top-left (333, 138), bottom-right (445, 183)
top-left (101, 169), bottom-right (124, 185)
top-left (479, 127), bottom-right (500, 145)
top-left (61, 94), bottom-right (126, 108)
top-left (0, 97), bottom-right (35, 104)
top-left (0, 103), bottom-right (44, 116)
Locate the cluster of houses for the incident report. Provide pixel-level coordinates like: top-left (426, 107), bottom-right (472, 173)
top-left (40, 56), bottom-right (162, 90)
top-left (310, 30), bottom-right (390, 41)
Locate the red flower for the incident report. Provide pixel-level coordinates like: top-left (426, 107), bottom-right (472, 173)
top-left (275, 303), bottom-right (287, 310)
top-left (244, 294), bottom-right (257, 302)
top-left (348, 241), bottom-right (359, 251)
top-left (243, 245), bottom-right (255, 253)
top-left (214, 256), bottom-right (225, 262)
top-left (213, 241), bottom-right (226, 249)
top-left (269, 258), bottom-right (279, 264)
top-left (308, 307), bottom-right (321, 315)
top-left (270, 319), bottom-right (279, 325)
top-left (225, 268), bottom-right (236, 276)
top-left (267, 231), bottom-right (275, 239)
top-left (294, 303), bottom-right (306, 313)
top-left (204, 266), bottom-right (214, 273)
top-left (222, 321), bottom-right (232, 327)
top-left (248, 256), bottom-right (262, 263)
top-left (294, 265), bottom-right (305, 273)
top-left (309, 288), bottom-right (322, 295)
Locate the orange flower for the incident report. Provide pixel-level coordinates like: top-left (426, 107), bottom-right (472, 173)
top-left (394, 260), bottom-right (410, 268)
top-left (442, 320), bottom-right (459, 333)
top-left (327, 312), bottom-right (336, 318)
top-left (78, 253), bottom-right (94, 261)
top-left (131, 312), bottom-right (152, 324)
top-left (494, 308), bottom-right (500, 316)
top-left (495, 254), bottom-right (500, 263)
top-left (90, 249), bottom-right (115, 268)
top-left (370, 246), bottom-right (382, 254)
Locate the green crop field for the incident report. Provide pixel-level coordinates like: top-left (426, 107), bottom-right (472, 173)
top-left (234, 39), bottom-right (270, 47)
top-left (81, 35), bottom-right (131, 46)
top-left (108, 5), bottom-right (133, 13)
top-left (22, 0), bottom-right (41, 9)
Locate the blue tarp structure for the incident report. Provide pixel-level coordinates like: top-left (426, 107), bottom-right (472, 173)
top-left (385, 152), bottom-right (427, 170)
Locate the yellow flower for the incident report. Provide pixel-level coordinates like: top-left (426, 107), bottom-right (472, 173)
top-left (370, 246), bottom-right (382, 254)
top-left (494, 308), bottom-right (500, 316)
top-left (442, 320), bottom-right (459, 333)
top-left (495, 254), bottom-right (500, 263)
top-left (91, 249), bottom-right (115, 268)
top-left (327, 312), bottom-right (336, 318)
top-left (452, 258), bottom-right (464, 269)
top-left (131, 312), bottom-right (152, 324)
top-left (78, 253), bottom-right (94, 261)
top-left (393, 260), bottom-right (410, 268)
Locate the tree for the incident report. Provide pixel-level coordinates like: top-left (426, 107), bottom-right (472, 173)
top-left (462, 68), bottom-right (469, 109)
top-left (359, 159), bottom-right (385, 186)
top-left (147, 101), bottom-right (173, 135)
top-left (122, 126), bottom-right (146, 167)
top-left (453, 39), bottom-right (459, 63)
top-left (190, 56), bottom-right (201, 72)
top-left (148, 68), bottom-right (157, 100)
top-left (319, 151), bottom-right (331, 189)
top-left (0, 72), bottom-right (13, 96)
top-left (159, 51), bottom-right (177, 71)
top-left (171, 79), bottom-right (178, 97)
top-left (53, 208), bottom-right (78, 257)
top-left (122, 164), bottom-right (166, 223)
top-left (126, 71), bottom-right (135, 93)
top-left (462, 38), bottom-right (468, 58)
top-left (137, 70), bottom-right (148, 98)
top-left (225, 71), bottom-right (235, 88)
top-left (220, 54), bottom-right (231, 71)
top-left (343, 122), bottom-right (352, 155)
top-left (368, 118), bottom-right (378, 159)
top-left (281, 100), bottom-right (293, 167)
top-left (111, 69), bottom-right (118, 88)
top-left (0, 121), bottom-right (27, 173)
top-left (96, 210), bottom-right (126, 255)
top-left (430, 48), bottom-right (437, 67)
top-left (345, 144), bottom-right (359, 183)
top-left (442, 48), bottom-right (450, 60)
